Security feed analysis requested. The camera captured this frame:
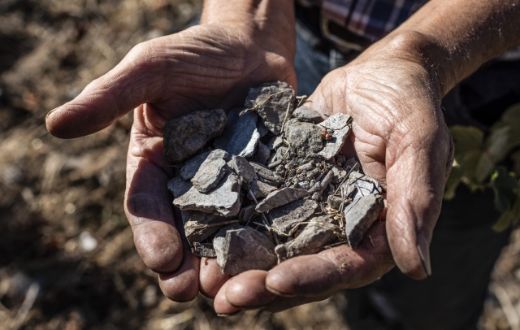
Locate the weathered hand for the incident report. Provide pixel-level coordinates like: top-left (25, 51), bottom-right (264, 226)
top-left (213, 32), bottom-right (453, 314)
top-left (45, 24), bottom-right (295, 301)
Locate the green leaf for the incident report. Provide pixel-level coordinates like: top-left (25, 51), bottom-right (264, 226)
top-left (450, 126), bottom-right (484, 161)
top-left (493, 190), bottom-right (520, 232)
top-left (490, 167), bottom-right (518, 213)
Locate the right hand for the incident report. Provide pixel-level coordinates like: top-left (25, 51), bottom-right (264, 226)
top-left (46, 24), bottom-right (295, 301)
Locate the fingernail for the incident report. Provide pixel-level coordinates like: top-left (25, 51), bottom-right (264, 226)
top-left (416, 238), bottom-right (432, 277)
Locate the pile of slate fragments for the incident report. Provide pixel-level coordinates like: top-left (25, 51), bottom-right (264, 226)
top-left (164, 82), bottom-right (385, 275)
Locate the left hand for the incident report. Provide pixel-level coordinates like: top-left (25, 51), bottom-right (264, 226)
top-left (213, 31), bottom-right (454, 314)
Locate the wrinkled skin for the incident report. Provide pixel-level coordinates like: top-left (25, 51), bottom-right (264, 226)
top-left (46, 25), bottom-right (452, 312)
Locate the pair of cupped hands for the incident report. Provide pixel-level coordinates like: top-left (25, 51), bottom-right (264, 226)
top-left (46, 24), bottom-right (452, 314)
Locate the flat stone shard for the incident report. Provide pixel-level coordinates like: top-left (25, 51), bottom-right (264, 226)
top-left (245, 81), bottom-right (295, 135)
top-left (192, 242), bottom-right (216, 258)
top-left (213, 227), bottom-right (277, 275)
top-left (254, 141), bottom-right (272, 165)
top-left (342, 170), bottom-right (384, 201)
top-left (270, 199), bottom-right (319, 235)
top-left (172, 174), bottom-right (241, 217)
top-left (285, 119), bottom-right (324, 153)
top-left (250, 162), bottom-right (283, 186)
top-left (164, 109), bottom-right (227, 163)
top-left (275, 216), bottom-right (338, 260)
top-left (220, 111), bottom-right (260, 158)
top-left (318, 113), bottom-right (352, 160)
top-left (227, 156), bottom-right (257, 183)
top-left (255, 187), bottom-right (308, 213)
top-left (343, 194), bottom-right (384, 247)
top-left (179, 151), bottom-right (210, 180)
top-left (182, 211), bottom-right (231, 244)
top-left (292, 105), bottom-right (323, 123)
top-left (191, 149), bottom-right (230, 193)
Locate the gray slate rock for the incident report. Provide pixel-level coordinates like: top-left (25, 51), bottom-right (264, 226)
top-left (318, 113), bottom-right (352, 160)
top-left (292, 105), bottom-right (323, 123)
top-left (219, 111), bottom-right (260, 158)
top-left (213, 226), bottom-right (277, 275)
top-left (179, 151), bottom-right (210, 180)
top-left (285, 119), bottom-right (324, 154)
top-left (343, 194), bottom-right (384, 247)
top-left (270, 199), bottom-right (319, 235)
top-left (164, 109), bottom-right (227, 163)
top-left (181, 211), bottom-right (231, 244)
top-left (191, 149), bottom-right (230, 193)
top-left (254, 141), bottom-right (272, 165)
top-left (227, 155), bottom-right (257, 183)
top-left (342, 170), bottom-right (384, 201)
top-left (245, 81), bottom-right (295, 135)
top-left (275, 216), bottom-right (338, 261)
top-left (250, 162), bottom-right (283, 186)
top-left (170, 174), bottom-right (241, 217)
top-left (192, 242), bottom-right (216, 258)
top-left (255, 187), bottom-right (308, 213)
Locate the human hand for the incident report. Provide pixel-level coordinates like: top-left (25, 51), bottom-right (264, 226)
top-left (213, 31), bottom-right (453, 314)
top-left (45, 23), bottom-right (295, 301)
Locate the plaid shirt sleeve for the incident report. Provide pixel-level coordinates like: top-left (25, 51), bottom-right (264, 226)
top-left (321, 0), bottom-right (427, 41)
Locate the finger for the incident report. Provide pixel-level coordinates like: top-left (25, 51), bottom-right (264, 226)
top-left (214, 280), bottom-right (241, 316)
top-left (46, 39), bottom-right (167, 138)
top-left (199, 258), bottom-right (230, 298)
top-left (266, 222), bottom-right (393, 297)
top-left (159, 251), bottom-right (200, 302)
top-left (125, 107), bottom-right (183, 274)
top-left (385, 121), bottom-right (451, 279)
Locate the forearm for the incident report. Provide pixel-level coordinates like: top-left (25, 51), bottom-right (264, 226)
top-left (201, 0), bottom-right (295, 58)
top-left (393, 0), bottom-right (520, 95)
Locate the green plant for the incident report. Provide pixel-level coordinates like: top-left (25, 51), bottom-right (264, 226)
top-left (445, 103), bottom-right (520, 230)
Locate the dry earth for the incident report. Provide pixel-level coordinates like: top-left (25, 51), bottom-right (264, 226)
top-left (0, 1), bottom-right (519, 329)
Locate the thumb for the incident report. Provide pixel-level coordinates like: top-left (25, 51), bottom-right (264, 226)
top-left (46, 40), bottom-right (165, 138)
top-left (385, 123), bottom-right (452, 279)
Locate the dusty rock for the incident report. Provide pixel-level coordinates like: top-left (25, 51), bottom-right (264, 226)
top-left (227, 155), bottom-right (257, 184)
top-left (164, 109), bottom-right (227, 163)
top-left (270, 199), bottom-right (319, 235)
top-left (250, 162), bottom-right (283, 186)
top-left (191, 149), bottom-right (230, 193)
top-left (255, 187), bottom-right (308, 213)
top-left (267, 145), bottom-right (288, 168)
top-left (245, 81), bottom-right (295, 135)
top-left (179, 151), bottom-right (210, 180)
top-left (292, 105), bottom-right (323, 123)
top-left (254, 141), bottom-right (272, 165)
top-left (170, 174), bottom-right (241, 217)
top-left (213, 226), bottom-right (277, 275)
top-left (182, 211), bottom-right (232, 244)
top-left (285, 119), bottom-right (324, 154)
top-left (318, 113), bottom-right (352, 160)
top-left (192, 242), bottom-right (216, 258)
top-left (342, 170), bottom-right (384, 201)
top-left (275, 216), bottom-right (338, 260)
top-left (343, 194), bottom-right (384, 247)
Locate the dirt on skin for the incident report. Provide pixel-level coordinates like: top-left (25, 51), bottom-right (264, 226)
top-left (0, 1), bottom-right (518, 329)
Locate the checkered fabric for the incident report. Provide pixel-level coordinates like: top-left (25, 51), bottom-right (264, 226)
top-left (321, 0), bottom-right (426, 41)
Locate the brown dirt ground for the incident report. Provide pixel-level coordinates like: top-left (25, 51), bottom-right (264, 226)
top-left (0, 1), bottom-right (519, 329)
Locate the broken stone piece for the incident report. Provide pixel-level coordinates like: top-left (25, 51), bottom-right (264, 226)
top-left (171, 174), bottom-right (241, 217)
top-left (254, 141), bottom-right (272, 165)
top-left (250, 162), bottom-right (283, 186)
top-left (342, 170), bottom-right (384, 201)
top-left (255, 187), bottom-right (308, 213)
top-left (245, 81), bottom-right (295, 135)
top-left (164, 109), bottom-right (227, 163)
top-left (318, 113), bottom-right (352, 160)
top-left (270, 199), bottom-right (319, 235)
top-left (182, 211), bottom-right (233, 244)
top-left (343, 194), bottom-right (384, 247)
top-left (285, 119), bottom-right (324, 154)
top-left (267, 146), bottom-right (288, 169)
top-left (219, 111), bottom-right (260, 158)
top-left (275, 216), bottom-right (338, 261)
top-left (179, 151), bottom-right (210, 180)
top-left (191, 149), bottom-right (230, 193)
top-left (292, 105), bottom-right (323, 123)
top-left (192, 242), bottom-right (216, 258)
top-left (227, 155), bottom-right (257, 183)
top-left (213, 226), bottom-right (277, 275)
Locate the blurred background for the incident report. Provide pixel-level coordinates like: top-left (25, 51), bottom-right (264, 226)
top-left (0, 1), bottom-right (519, 329)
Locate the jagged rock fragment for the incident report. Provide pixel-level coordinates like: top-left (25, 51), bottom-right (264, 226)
top-left (250, 162), bottom-right (283, 186)
top-left (254, 142), bottom-right (272, 165)
top-left (275, 216), bottom-right (338, 261)
top-left (255, 187), bottom-right (308, 213)
top-left (213, 226), bottom-right (277, 275)
top-left (245, 81), bottom-right (295, 135)
top-left (318, 113), bottom-right (352, 160)
top-left (285, 119), bottom-right (324, 154)
top-left (170, 174), bottom-right (241, 217)
top-left (182, 211), bottom-right (233, 244)
top-left (341, 170), bottom-right (384, 201)
top-left (292, 105), bottom-right (323, 123)
top-left (179, 151), bottom-right (210, 180)
top-left (343, 194), bottom-right (384, 247)
top-left (191, 149), bottom-right (230, 193)
top-left (218, 111), bottom-right (260, 158)
top-left (164, 109), bottom-right (227, 163)
top-left (270, 199), bottom-right (319, 235)
top-left (267, 146), bottom-right (288, 168)
top-left (227, 155), bottom-right (257, 183)
top-left (192, 242), bottom-right (216, 258)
